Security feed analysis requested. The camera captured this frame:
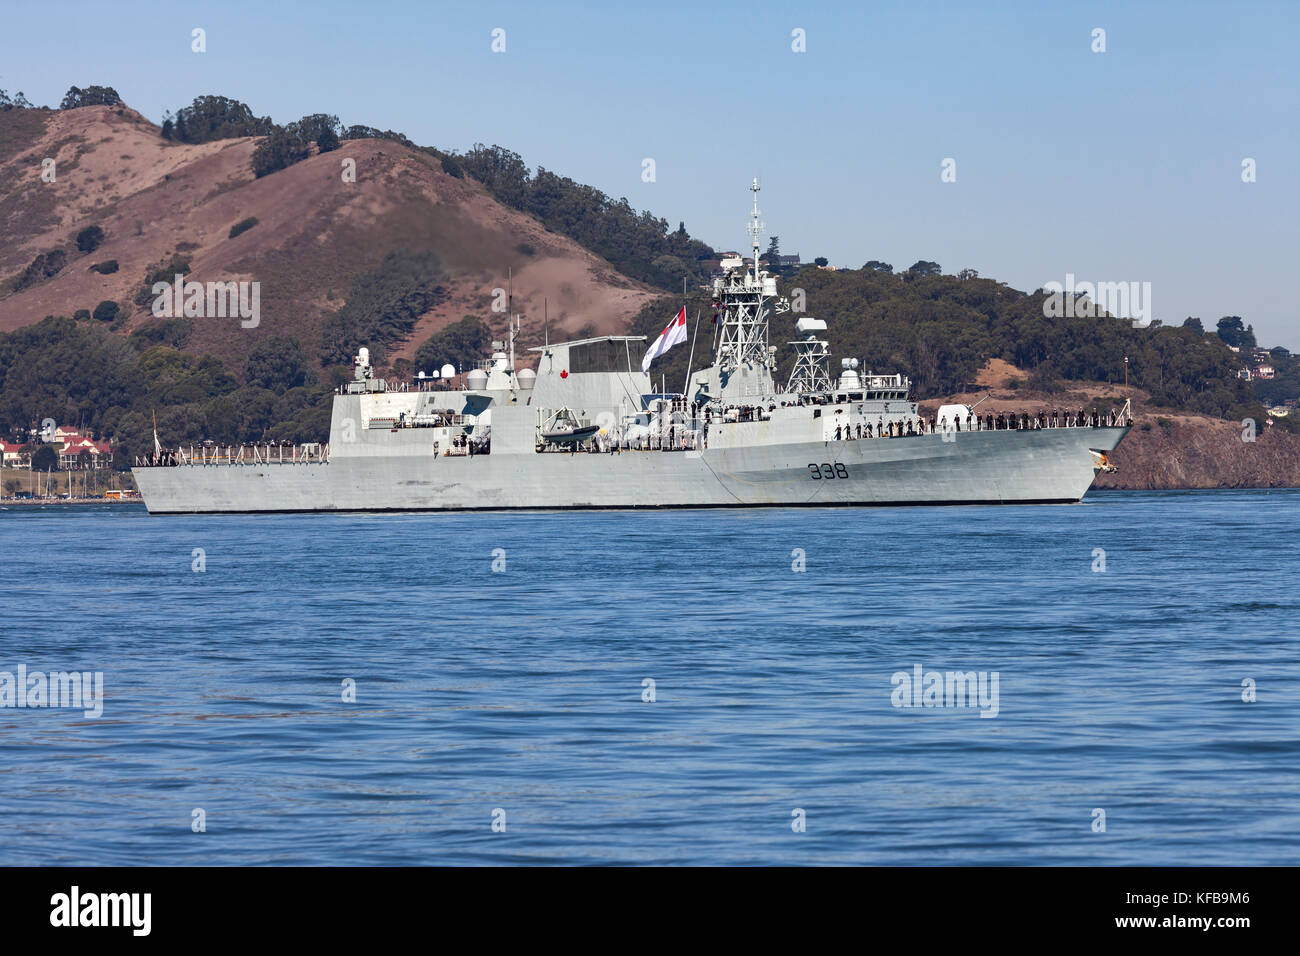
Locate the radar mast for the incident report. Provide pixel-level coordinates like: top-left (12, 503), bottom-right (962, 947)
top-left (709, 178), bottom-right (788, 400)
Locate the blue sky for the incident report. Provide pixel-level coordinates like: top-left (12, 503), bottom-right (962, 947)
top-left (4, 0), bottom-right (1297, 344)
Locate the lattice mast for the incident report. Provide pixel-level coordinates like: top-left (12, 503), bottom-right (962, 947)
top-left (786, 318), bottom-right (832, 394)
top-left (713, 179), bottom-right (787, 395)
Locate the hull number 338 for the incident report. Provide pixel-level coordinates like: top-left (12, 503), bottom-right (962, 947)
top-left (808, 463), bottom-right (849, 479)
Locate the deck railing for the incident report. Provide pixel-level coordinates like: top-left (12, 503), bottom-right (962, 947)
top-left (136, 443), bottom-right (329, 467)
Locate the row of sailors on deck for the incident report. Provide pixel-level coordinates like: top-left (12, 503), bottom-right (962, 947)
top-left (834, 420), bottom-right (922, 440)
top-left (831, 407), bottom-right (1129, 440)
top-left (718, 403), bottom-right (772, 423)
top-left (937, 408), bottom-right (1130, 432)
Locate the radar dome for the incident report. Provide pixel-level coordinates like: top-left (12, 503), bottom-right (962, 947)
top-left (516, 368), bottom-right (537, 389)
top-left (440, 364), bottom-right (456, 379)
top-left (466, 368), bottom-right (488, 390)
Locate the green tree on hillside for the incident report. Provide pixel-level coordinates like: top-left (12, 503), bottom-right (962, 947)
top-left (92, 300), bottom-right (120, 323)
top-left (413, 316), bottom-right (492, 377)
top-left (166, 95), bottom-right (274, 144)
top-left (60, 85), bottom-right (122, 109)
top-left (76, 225), bottom-right (105, 253)
top-left (251, 127), bottom-right (310, 178)
top-left (245, 337), bottom-right (317, 393)
top-left (455, 146), bottom-right (716, 291)
top-left (0, 90), bottom-right (37, 110)
top-left (341, 125), bottom-right (413, 145)
top-left (11, 249), bottom-right (67, 291)
top-left (319, 250), bottom-right (445, 365)
top-left (1216, 316), bottom-right (1256, 349)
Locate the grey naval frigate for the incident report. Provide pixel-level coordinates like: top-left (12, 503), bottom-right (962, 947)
top-left (134, 180), bottom-right (1130, 514)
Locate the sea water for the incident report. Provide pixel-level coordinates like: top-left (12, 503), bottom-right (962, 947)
top-left (0, 490), bottom-right (1295, 865)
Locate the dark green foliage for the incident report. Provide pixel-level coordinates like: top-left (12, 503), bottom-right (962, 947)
top-left (92, 300), bottom-right (119, 323)
top-left (136, 347), bottom-right (238, 405)
top-left (905, 260), bottom-right (942, 277)
top-left (89, 259), bottom-right (118, 274)
top-left (129, 318), bottom-right (193, 351)
top-left (73, 309), bottom-right (91, 322)
top-left (76, 225), bottom-right (105, 253)
top-left (454, 145), bottom-right (716, 292)
top-left (12, 249), bottom-right (67, 291)
top-left (459, 144), bottom-right (530, 205)
top-left (290, 114), bottom-right (341, 148)
top-left (267, 391), bottom-right (333, 444)
top-left (134, 254), bottom-right (191, 307)
top-left (320, 250), bottom-right (445, 365)
top-left (515, 242), bottom-right (535, 257)
top-left (244, 337), bottom-right (317, 393)
top-left (863, 261), bottom-right (893, 273)
top-left (31, 444), bottom-right (59, 470)
top-left (773, 268), bottom-right (1261, 420)
top-left (251, 127), bottom-right (310, 178)
top-left (814, 257), bottom-right (829, 267)
top-left (0, 90), bottom-right (36, 111)
top-left (342, 125), bottom-right (413, 145)
top-left (413, 316), bottom-right (491, 377)
top-left (250, 114), bottom-right (340, 177)
top-left (440, 154), bottom-right (463, 178)
top-left (1216, 316), bottom-right (1256, 349)
top-left (630, 270), bottom-right (1269, 423)
top-left (228, 217), bottom-right (259, 239)
top-left (165, 95), bottom-right (275, 144)
top-left (0, 317), bottom-right (145, 454)
top-left (1183, 317), bottom-right (1204, 334)
top-left (60, 86), bottom-right (122, 109)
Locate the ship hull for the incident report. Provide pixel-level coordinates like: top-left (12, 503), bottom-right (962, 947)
top-left (134, 427), bottom-right (1129, 513)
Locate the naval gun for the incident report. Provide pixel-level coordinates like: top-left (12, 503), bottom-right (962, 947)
top-left (935, 393), bottom-right (991, 429)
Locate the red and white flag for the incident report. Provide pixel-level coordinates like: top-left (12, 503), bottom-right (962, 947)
top-left (641, 307), bottom-right (688, 373)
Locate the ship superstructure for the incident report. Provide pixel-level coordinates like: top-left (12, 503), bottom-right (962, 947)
top-left (133, 181), bottom-right (1130, 513)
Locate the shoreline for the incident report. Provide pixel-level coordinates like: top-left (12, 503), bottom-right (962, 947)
top-left (1, 496), bottom-right (140, 506)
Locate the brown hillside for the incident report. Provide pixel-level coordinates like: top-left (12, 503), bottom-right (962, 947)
top-left (0, 105), bottom-right (658, 372)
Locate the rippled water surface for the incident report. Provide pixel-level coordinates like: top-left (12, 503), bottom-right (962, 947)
top-left (1, 490), bottom-right (1296, 865)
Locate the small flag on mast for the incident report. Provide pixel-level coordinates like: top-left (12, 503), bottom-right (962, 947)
top-left (641, 307), bottom-right (688, 373)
